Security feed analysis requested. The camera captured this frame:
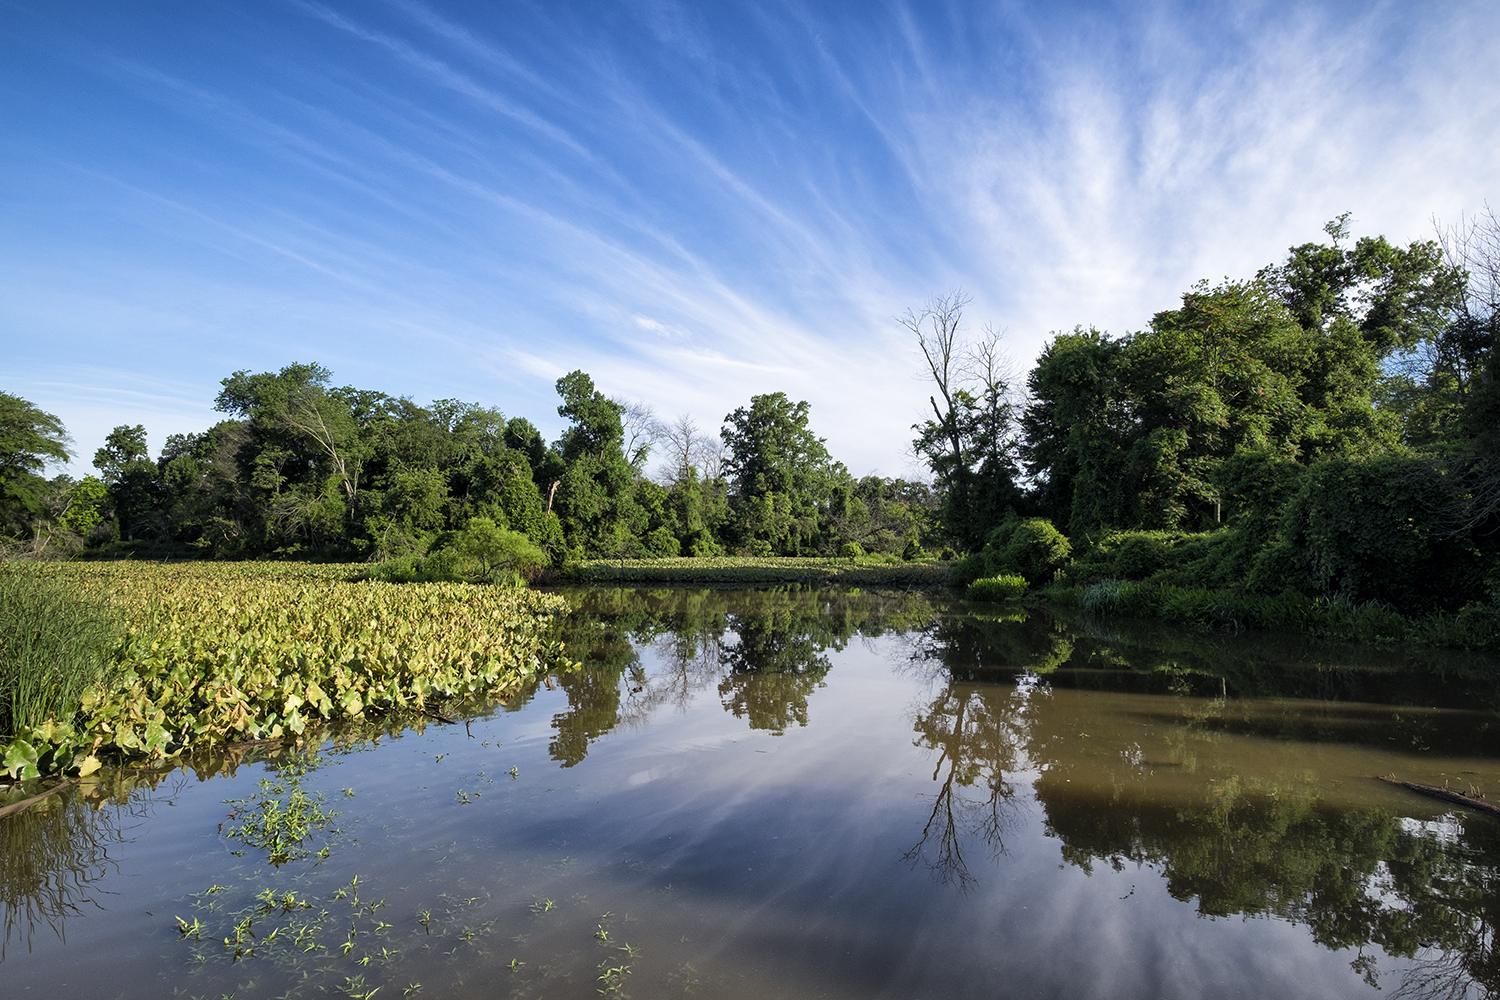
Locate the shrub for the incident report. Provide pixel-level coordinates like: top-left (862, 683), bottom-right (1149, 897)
top-left (644, 526), bottom-right (682, 559)
top-left (960, 518), bottom-right (1073, 587)
top-left (1248, 456), bottom-right (1485, 612)
top-left (369, 517), bottom-right (548, 584)
top-left (838, 542), bottom-right (864, 560)
top-left (968, 575), bottom-right (1028, 602)
top-left (686, 529), bottom-right (723, 558)
top-left (950, 551), bottom-right (990, 587)
top-left (0, 565), bottom-right (118, 736)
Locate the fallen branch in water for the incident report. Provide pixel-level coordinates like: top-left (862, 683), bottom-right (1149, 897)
top-left (0, 778), bottom-right (76, 821)
top-left (1379, 775), bottom-right (1500, 819)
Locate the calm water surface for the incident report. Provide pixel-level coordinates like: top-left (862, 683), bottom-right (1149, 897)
top-left (4, 587), bottom-right (1500, 999)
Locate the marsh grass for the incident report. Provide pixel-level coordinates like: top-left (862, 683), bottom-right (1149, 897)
top-left (0, 564), bottom-right (118, 737)
top-left (568, 555), bottom-right (952, 587)
top-left (1056, 578), bottom-right (1500, 650)
top-left (968, 575), bottom-right (1028, 602)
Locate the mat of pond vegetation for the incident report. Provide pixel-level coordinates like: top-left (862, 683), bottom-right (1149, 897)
top-left (5, 587), bottom-right (1500, 999)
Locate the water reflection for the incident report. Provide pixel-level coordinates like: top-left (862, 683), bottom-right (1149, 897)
top-left (552, 586), bottom-right (934, 753)
top-left (550, 587), bottom-right (1500, 995)
top-left (7, 586), bottom-right (1500, 999)
top-left (904, 677), bottom-right (1029, 889)
top-left (0, 767), bottom-right (165, 958)
top-left (904, 660), bottom-right (1500, 998)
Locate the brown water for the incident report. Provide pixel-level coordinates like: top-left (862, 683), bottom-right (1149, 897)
top-left (4, 587), bottom-right (1500, 999)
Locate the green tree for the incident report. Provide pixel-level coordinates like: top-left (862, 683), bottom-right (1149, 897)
top-left (215, 363), bottom-right (378, 549)
top-left (93, 424), bottom-right (164, 542)
top-left (56, 475), bottom-right (108, 536)
top-left (550, 371), bottom-right (643, 557)
top-left (720, 392), bottom-right (836, 553)
top-left (0, 392), bottom-right (70, 534)
top-left (1019, 327), bottom-right (1132, 536)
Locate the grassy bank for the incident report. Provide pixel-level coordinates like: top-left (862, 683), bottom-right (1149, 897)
top-left (1, 562), bottom-right (570, 781)
top-left (566, 555), bottom-right (954, 587)
top-left (1046, 579), bottom-right (1500, 651)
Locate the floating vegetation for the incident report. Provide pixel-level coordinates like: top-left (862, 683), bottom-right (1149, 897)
top-left (568, 555), bottom-right (952, 587)
top-left (1, 562), bottom-right (571, 779)
top-left (221, 754), bottom-right (341, 866)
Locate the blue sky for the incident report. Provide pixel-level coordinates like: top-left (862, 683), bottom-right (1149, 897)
top-left (4, 0), bottom-right (1498, 479)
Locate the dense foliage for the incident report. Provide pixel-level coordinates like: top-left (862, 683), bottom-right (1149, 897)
top-left (1, 562), bottom-right (568, 776)
top-left (3, 369), bottom-right (938, 567)
top-left (0, 566), bottom-right (116, 736)
top-left (916, 212), bottom-right (1500, 630)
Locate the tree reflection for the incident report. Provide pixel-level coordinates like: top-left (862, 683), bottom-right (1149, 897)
top-left (1038, 773), bottom-right (1500, 997)
top-left (907, 600), bottom-right (1500, 998)
top-left (549, 586), bottom-right (934, 759)
top-left (0, 766), bottom-right (183, 958)
top-left (717, 609), bottom-right (834, 735)
top-left (904, 680), bottom-right (1031, 889)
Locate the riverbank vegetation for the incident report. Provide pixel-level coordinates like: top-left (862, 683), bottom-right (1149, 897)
top-left (567, 554), bottom-right (952, 587)
top-left (1, 562), bottom-right (568, 782)
top-left (0, 210), bottom-right (1496, 647)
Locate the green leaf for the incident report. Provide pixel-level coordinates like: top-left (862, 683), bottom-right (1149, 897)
top-left (3, 738), bottom-right (40, 781)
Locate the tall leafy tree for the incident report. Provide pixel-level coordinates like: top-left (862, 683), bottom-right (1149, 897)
top-left (720, 392), bottom-right (836, 554)
top-left (551, 370), bottom-right (644, 556)
top-left (0, 391), bottom-right (70, 534)
top-left (215, 363), bottom-right (393, 548)
top-left (1019, 327), bottom-right (1131, 535)
top-left (93, 424), bottom-right (164, 541)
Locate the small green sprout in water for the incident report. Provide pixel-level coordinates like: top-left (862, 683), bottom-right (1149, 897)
top-left (403, 986), bottom-right (422, 997)
top-left (176, 915), bottom-right (204, 940)
top-left (508, 958), bottom-right (525, 971)
top-left (434, 754), bottom-right (445, 763)
top-left (342, 788), bottom-right (356, 798)
top-left (341, 974), bottom-right (379, 999)
top-left (594, 924), bottom-right (609, 942)
top-left (222, 759), bottom-right (340, 866)
top-left (597, 962), bottom-right (631, 996)
top-left (617, 942), bottom-right (642, 959)
top-left (417, 910), bottom-right (432, 933)
top-left (508, 766), bottom-right (519, 779)
top-left (530, 898), bottom-right (554, 915)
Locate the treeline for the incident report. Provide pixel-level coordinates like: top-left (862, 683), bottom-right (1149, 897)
top-left (1, 369), bottom-right (938, 569)
top-left (926, 212), bottom-right (1500, 622)
top-left (2, 210), bottom-right (1497, 621)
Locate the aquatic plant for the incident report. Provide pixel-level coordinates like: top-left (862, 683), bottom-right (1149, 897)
top-left (0, 563), bottom-right (118, 737)
top-left (1, 562), bottom-right (571, 779)
top-left (222, 754), bottom-right (342, 866)
top-left (568, 555), bottom-right (952, 587)
top-left (967, 575), bottom-right (1028, 602)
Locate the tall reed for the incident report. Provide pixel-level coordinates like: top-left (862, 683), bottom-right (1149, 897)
top-left (0, 565), bottom-right (118, 737)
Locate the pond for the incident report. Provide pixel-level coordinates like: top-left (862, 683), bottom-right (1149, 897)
top-left (4, 586), bottom-right (1500, 999)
